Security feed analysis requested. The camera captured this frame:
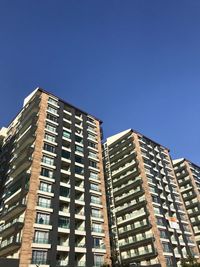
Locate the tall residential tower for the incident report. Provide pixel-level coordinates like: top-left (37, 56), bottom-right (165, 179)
top-left (173, 158), bottom-right (200, 253)
top-left (103, 129), bottom-right (199, 267)
top-left (0, 88), bottom-right (111, 267)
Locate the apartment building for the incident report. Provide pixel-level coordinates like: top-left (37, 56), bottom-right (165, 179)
top-left (103, 129), bottom-right (199, 267)
top-left (173, 158), bottom-right (200, 253)
top-left (0, 88), bottom-right (111, 267)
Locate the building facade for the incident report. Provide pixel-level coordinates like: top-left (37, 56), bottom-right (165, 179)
top-left (173, 158), bottom-right (200, 253)
top-left (0, 88), bottom-right (111, 267)
top-left (103, 129), bottom-right (199, 267)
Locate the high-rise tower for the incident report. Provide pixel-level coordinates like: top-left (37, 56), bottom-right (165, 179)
top-left (0, 88), bottom-right (111, 267)
top-left (173, 158), bottom-right (200, 253)
top-left (103, 129), bottom-right (199, 267)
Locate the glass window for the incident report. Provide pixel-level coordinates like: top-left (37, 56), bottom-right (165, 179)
top-left (75, 145), bottom-right (84, 153)
top-left (39, 182), bottom-right (52, 193)
top-left (75, 155), bottom-right (83, 164)
top-left (42, 155), bottom-right (54, 166)
top-left (90, 172), bottom-right (99, 180)
top-left (89, 160), bottom-right (97, 168)
top-left (89, 152), bottom-right (98, 159)
top-left (90, 183), bottom-right (99, 191)
top-left (91, 195), bottom-right (101, 205)
top-left (61, 150), bottom-right (70, 159)
top-left (43, 143), bottom-right (55, 153)
top-left (46, 123), bottom-right (56, 133)
top-left (60, 186), bottom-right (70, 197)
top-left (88, 141), bottom-right (96, 148)
top-left (44, 133), bottom-right (56, 143)
top-left (91, 208), bottom-right (101, 218)
top-left (63, 130), bottom-right (71, 139)
top-left (162, 242), bottom-right (171, 252)
top-left (36, 213), bottom-right (50, 224)
top-left (48, 97), bottom-right (58, 105)
top-left (41, 168), bottom-right (54, 178)
top-left (34, 231), bottom-right (49, 243)
top-left (93, 237), bottom-right (102, 248)
top-left (47, 105), bottom-right (58, 114)
top-left (32, 250), bottom-right (47, 265)
top-left (75, 166), bottom-right (84, 175)
top-left (58, 216), bottom-right (70, 228)
top-left (47, 113), bottom-right (58, 122)
top-left (94, 255), bottom-right (104, 266)
top-left (38, 197), bottom-right (51, 208)
top-left (75, 135), bottom-right (83, 144)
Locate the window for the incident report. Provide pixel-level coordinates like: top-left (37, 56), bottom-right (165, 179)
top-left (42, 155), bottom-right (54, 166)
top-left (32, 250), bottom-right (47, 265)
top-left (93, 237), bottom-right (102, 248)
top-left (75, 145), bottom-right (84, 153)
top-left (38, 197), bottom-right (51, 208)
top-left (94, 255), bottom-right (104, 267)
top-left (88, 133), bottom-right (96, 141)
top-left (63, 130), bottom-right (71, 139)
top-left (47, 105), bottom-right (58, 114)
top-left (39, 182), bottom-right (52, 193)
top-left (47, 113), bottom-right (58, 122)
top-left (90, 172), bottom-right (99, 180)
top-left (75, 155), bottom-right (83, 164)
top-left (89, 160), bottom-right (97, 168)
top-left (75, 166), bottom-right (84, 175)
top-left (89, 152), bottom-right (98, 159)
top-left (90, 183), bottom-right (99, 191)
top-left (43, 143), bottom-right (55, 153)
top-left (46, 123), bottom-right (56, 133)
top-left (36, 213), bottom-right (50, 224)
top-left (165, 257), bottom-right (173, 267)
top-left (48, 97), bottom-right (58, 106)
top-left (61, 150), bottom-right (70, 159)
top-left (92, 223), bottom-right (102, 233)
top-left (34, 231), bottom-right (49, 243)
top-left (60, 186), bottom-right (70, 197)
top-left (162, 242), bottom-right (171, 252)
top-left (44, 133), bottom-right (56, 143)
top-left (41, 168), bottom-right (54, 178)
top-left (88, 141), bottom-right (96, 149)
top-left (75, 135), bottom-right (83, 144)
top-left (91, 195), bottom-right (101, 205)
top-left (91, 208), bottom-right (102, 218)
top-left (58, 216), bottom-right (70, 228)
top-left (160, 229), bottom-right (167, 239)
top-left (152, 196), bottom-right (159, 203)
top-left (157, 217), bottom-right (165, 226)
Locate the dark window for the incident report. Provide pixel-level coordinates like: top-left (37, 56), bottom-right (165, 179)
top-left (75, 166), bottom-right (84, 175)
top-left (61, 150), bottom-right (70, 159)
top-left (47, 113), bottom-right (58, 122)
top-left (75, 135), bottom-right (83, 144)
top-left (43, 143), bottom-right (55, 153)
top-left (75, 155), bottom-right (83, 164)
top-left (60, 186), bottom-right (70, 197)
top-left (41, 168), bottom-right (54, 178)
top-left (88, 141), bottom-right (96, 148)
top-left (89, 160), bottom-right (97, 168)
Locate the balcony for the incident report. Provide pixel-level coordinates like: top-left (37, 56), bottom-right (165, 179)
top-left (0, 239), bottom-right (21, 257)
top-left (113, 176), bottom-right (142, 197)
top-left (0, 203), bottom-right (26, 221)
top-left (115, 187), bottom-right (143, 205)
top-left (117, 209), bottom-right (147, 226)
top-left (0, 218), bottom-right (24, 238)
top-left (119, 236), bottom-right (154, 251)
top-left (118, 222), bottom-right (151, 238)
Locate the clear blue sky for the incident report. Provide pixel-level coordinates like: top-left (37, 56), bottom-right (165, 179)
top-left (0, 1), bottom-right (200, 164)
